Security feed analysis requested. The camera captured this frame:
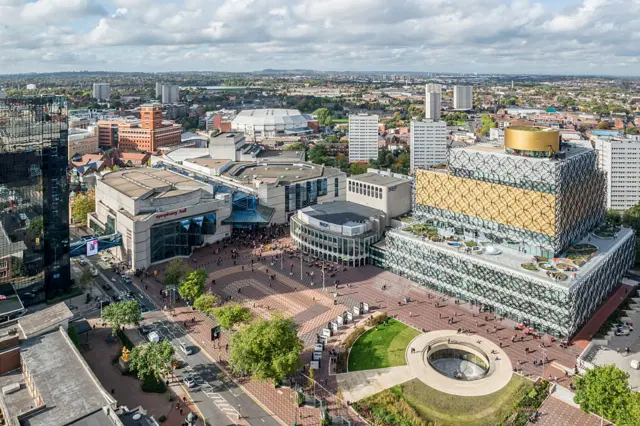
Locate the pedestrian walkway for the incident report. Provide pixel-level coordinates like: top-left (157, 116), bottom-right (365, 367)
top-left (133, 232), bottom-right (605, 426)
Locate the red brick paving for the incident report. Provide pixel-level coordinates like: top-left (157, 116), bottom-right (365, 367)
top-left (536, 396), bottom-right (610, 426)
top-left (133, 232), bottom-right (621, 426)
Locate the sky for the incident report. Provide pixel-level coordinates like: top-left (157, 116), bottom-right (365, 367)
top-left (1, 0), bottom-right (639, 76)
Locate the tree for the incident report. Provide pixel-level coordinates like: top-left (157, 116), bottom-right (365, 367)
top-left (213, 303), bottom-right (253, 330)
top-left (67, 325), bottom-right (80, 349)
top-left (101, 301), bottom-right (142, 336)
top-left (308, 144), bottom-right (329, 165)
top-left (27, 216), bottom-right (43, 235)
top-left (163, 259), bottom-right (190, 286)
top-left (229, 315), bottom-right (303, 382)
top-left (79, 268), bottom-right (94, 287)
top-left (194, 292), bottom-right (218, 316)
top-left (70, 190), bottom-right (95, 225)
top-left (348, 162), bottom-right (368, 176)
top-left (285, 142), bottom-right (305, 151)
top-left (574, 364), bottom-right (637, 424)
top-left (480, 114), bottom-right (497, 136)
top-left (178, 268), bottom-right (207, 303)
top-left (606, 209), bottom-right (622, 225)
top-left (129, 340), bottom-right (175, 381)
top-left (313, 108), bottom-right (333, 126)
top-left (597, 121), bottom-right (610, 130)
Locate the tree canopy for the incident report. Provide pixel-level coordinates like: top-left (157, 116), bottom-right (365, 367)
top-left (194, 292), bottom-right (218, 316)
top-left (163, 259), bottom-right (191, 287)
top-left (129, 340), bottom-right (175, 381)
top-left (480, 114), bottom-right (497, 135)
top-left (70, 190), bottom-right (95, 225)
top-left (229, 315), bottom-right (303, 382)
top-left (101, 301), bottom-right (142, 335)
top-left (178, 268), bottom-right (207, 303)
top-left (213, 303), bottom-right (253, 330)
top-left (313, 108), bottom-right (333, 126)
top-left (574, 364), bottom-right (640, 425)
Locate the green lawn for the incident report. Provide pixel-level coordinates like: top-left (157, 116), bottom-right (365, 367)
top-left (400, 376), bottom-right (534, 426)
top-left (348, 319), bottom-right (420, 371)
top-left (331, 118), bottom-right (349, 124)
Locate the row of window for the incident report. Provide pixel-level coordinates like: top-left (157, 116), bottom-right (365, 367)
top-left (348, 181), bottom-right (383, 199)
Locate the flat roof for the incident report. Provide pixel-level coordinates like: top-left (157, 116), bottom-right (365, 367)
top-left (100, 168), bottom-right (208, 200)
top-left (391, 226), bottom-right (634, 290)
top-left (348, 172), bottom-right (409, 187)
top-left (301, 201), bottom-right (384, 225)
top-left (18, 303), bottom-right (72, 338)
top-left (188, 158), bottom-right (230, 169)
top-left (0, 328), bottom-right (115, 426)
top-left (224, 162), bottom-right (342, 185)
top-left (454, 142), bottom-right (592, 161)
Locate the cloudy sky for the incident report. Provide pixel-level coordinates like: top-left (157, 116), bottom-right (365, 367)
top-left (1, 0), bottom-right (639, 75)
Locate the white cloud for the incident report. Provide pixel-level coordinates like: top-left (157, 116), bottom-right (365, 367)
top-left (0, 0), bottom-right (640, 74)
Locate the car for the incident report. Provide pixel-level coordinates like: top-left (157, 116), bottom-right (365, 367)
top-left (615, 328), bottom-right (631, 336)
top-left (127, 291), bottom-right (135, 298)
top-left (140, 305), bottom-right (150, 313)
top-left (112, 295), bottom-right (122, 302)
top-left (77, 258), bottom-right (87, 266)
top-left (180, 343), bottom-right (193, 355)
top-left (97, 300), bottom-right (111, 309)
top-left (90, 268), bottom-right (99, 277)
top-left (183, 376), bottom-right (197, 388)
top-left (147, 331), bottom-right (161, 342)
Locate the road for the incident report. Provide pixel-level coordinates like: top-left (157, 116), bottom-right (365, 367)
top-left (142, 319), bottom-right (281, 426)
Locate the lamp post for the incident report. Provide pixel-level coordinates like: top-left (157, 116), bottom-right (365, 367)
top-left (322, 261), bottom-right (325, 292)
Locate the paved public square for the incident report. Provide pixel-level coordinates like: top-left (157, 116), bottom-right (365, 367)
top-left (129, 229), bottom-right (609, 426)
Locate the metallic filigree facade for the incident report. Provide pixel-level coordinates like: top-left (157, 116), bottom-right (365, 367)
top-left (416, 149), bottom-right (605, 255)
top-left (383, 230), bottom-right (635, 336)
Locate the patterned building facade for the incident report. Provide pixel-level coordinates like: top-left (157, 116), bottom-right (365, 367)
top-left (382, 130), bottom-right (635, 337)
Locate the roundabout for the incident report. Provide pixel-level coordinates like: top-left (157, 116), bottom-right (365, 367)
top-left (406, 330), bottom-right (513, 396)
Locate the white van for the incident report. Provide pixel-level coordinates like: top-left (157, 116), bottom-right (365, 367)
top-left (90, 267), bottom-right (99, 277)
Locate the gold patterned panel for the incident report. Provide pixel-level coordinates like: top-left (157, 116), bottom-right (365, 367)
top-left (504, 127), bottom-right (560, 153)
top-left (416, 171), bottom-right (557, 236)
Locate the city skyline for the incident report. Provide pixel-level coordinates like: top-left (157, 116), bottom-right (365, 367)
top-left (1, 0), bottom-right (638, 76)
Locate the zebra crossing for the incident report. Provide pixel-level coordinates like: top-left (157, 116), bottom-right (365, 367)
top-left (138, 320), bottom-right (241, 422)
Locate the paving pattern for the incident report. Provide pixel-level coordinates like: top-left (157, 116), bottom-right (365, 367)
top-left (536, 396), bottom-right (610, 426)
top-left (133, 232), bottom-right (617, 426)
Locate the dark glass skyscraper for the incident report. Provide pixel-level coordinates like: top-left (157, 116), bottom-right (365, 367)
top-left (0, 96), bottom-right (70, 314)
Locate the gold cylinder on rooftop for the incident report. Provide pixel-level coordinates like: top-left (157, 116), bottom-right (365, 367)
top-left (504, 126), bottom-right (560, 154)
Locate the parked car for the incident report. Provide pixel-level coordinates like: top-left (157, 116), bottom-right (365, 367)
top-left (90, 267), bottom-right (99, 277)
top-left (137, 325), bottom-right (152, 335)
top-left (184, 376), bottom-right (197, 388)
top-left (180, 343), bottom-right (193, 355)
top-left (147, 331), bottom-right (161, 342)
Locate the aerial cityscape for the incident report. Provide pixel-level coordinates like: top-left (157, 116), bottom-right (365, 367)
top-left (1, 1), bottom-right (640, 426)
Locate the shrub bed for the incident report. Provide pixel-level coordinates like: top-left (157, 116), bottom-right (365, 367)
top-left (520, 263), bottom-right (539, 271)
top-left (342, 326), bottom-right (366, 349)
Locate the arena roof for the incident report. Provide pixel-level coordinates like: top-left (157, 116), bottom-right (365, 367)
top-left (301, 201), bottom-right (384, 225)
top-left (231, 109), bottom-right (309, 127)
top-left (224, 162), bottom-right (342, 185)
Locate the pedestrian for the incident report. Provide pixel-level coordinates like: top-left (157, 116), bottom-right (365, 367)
top-left (111, 388), bottom-right (115, 395)
top-left (183, 395), bottom-right (187, 403)
top-left (180, 408), bottom-right (183, 415)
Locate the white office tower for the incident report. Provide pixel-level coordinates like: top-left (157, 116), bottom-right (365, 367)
top-left (155, 82), bottom-right (163, 98)
top-left (424, 83), bottom-right (442, 121)
top-left (0, 90), bottom-right (5, 100)
top-left (453, 85), bottom-right (473, 110)
top-left (348, 114), bottom-right (379, 162)
top-left (595, 135), bottom-right (640, 210)
top-left (161, 84), bottom-right (180, 104)
top-left (410, 119), bottom-right (448, 171)
top-left (92, 83), bottom-right (110, 101)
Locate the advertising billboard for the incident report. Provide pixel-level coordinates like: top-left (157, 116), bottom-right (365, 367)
top-left (86, 238), bottom-right (99, 256)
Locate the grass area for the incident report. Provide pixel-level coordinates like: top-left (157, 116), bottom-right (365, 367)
top-left (520, 263), bottom-right (539, 271)
top-left (399, 377), bottom-right (535, 426)
top-left (348, 319), bottom-right (420, 371)
top-left (332, 118), bottom-right (349, 123)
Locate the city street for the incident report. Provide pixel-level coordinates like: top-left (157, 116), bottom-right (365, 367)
top-left (139, 317), bottom-right (281, 426)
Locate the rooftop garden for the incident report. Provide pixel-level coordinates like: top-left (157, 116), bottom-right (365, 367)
top-left (593, 224), bottom-right (621, 239)
top-left (508, 126), bottom-right (548, 132)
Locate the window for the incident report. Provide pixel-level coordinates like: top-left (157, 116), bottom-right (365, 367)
top-left (0, 271), bottom-right (6, 278)
top-left (0, 261), bottom-right (7, 270)
top-left (334, 178), bottom-right (339, 197)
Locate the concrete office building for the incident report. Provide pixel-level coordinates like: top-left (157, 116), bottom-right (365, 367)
top-left (380, 127), bottom-right (635, 337)
top-left (90, 168), bottom-right (232, 269)
top-left (92, 83), bottom-right (110, 101)
top-left (155, 82), bottom-right (163, 98)
top-left (290, 201), bottom-right (386, 267)
top-left (161, 84), bottom-right (180, 104)
top-left (490, 127), bottom-right (505, 143)
top-left (151, 139), bottom-right (346, 226)
top-left (595, 135), bottom-right (640, 210)
top-left (410, 119), bottom-right (448, 170)
top-left (348, 114), bottom-right (379, 162)
top-left (347, 172), bottom-right (411, 224)
top-left (425, 83), bottom-right (442, 120)
top-left (453, 85), bottom-right (473, 110)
